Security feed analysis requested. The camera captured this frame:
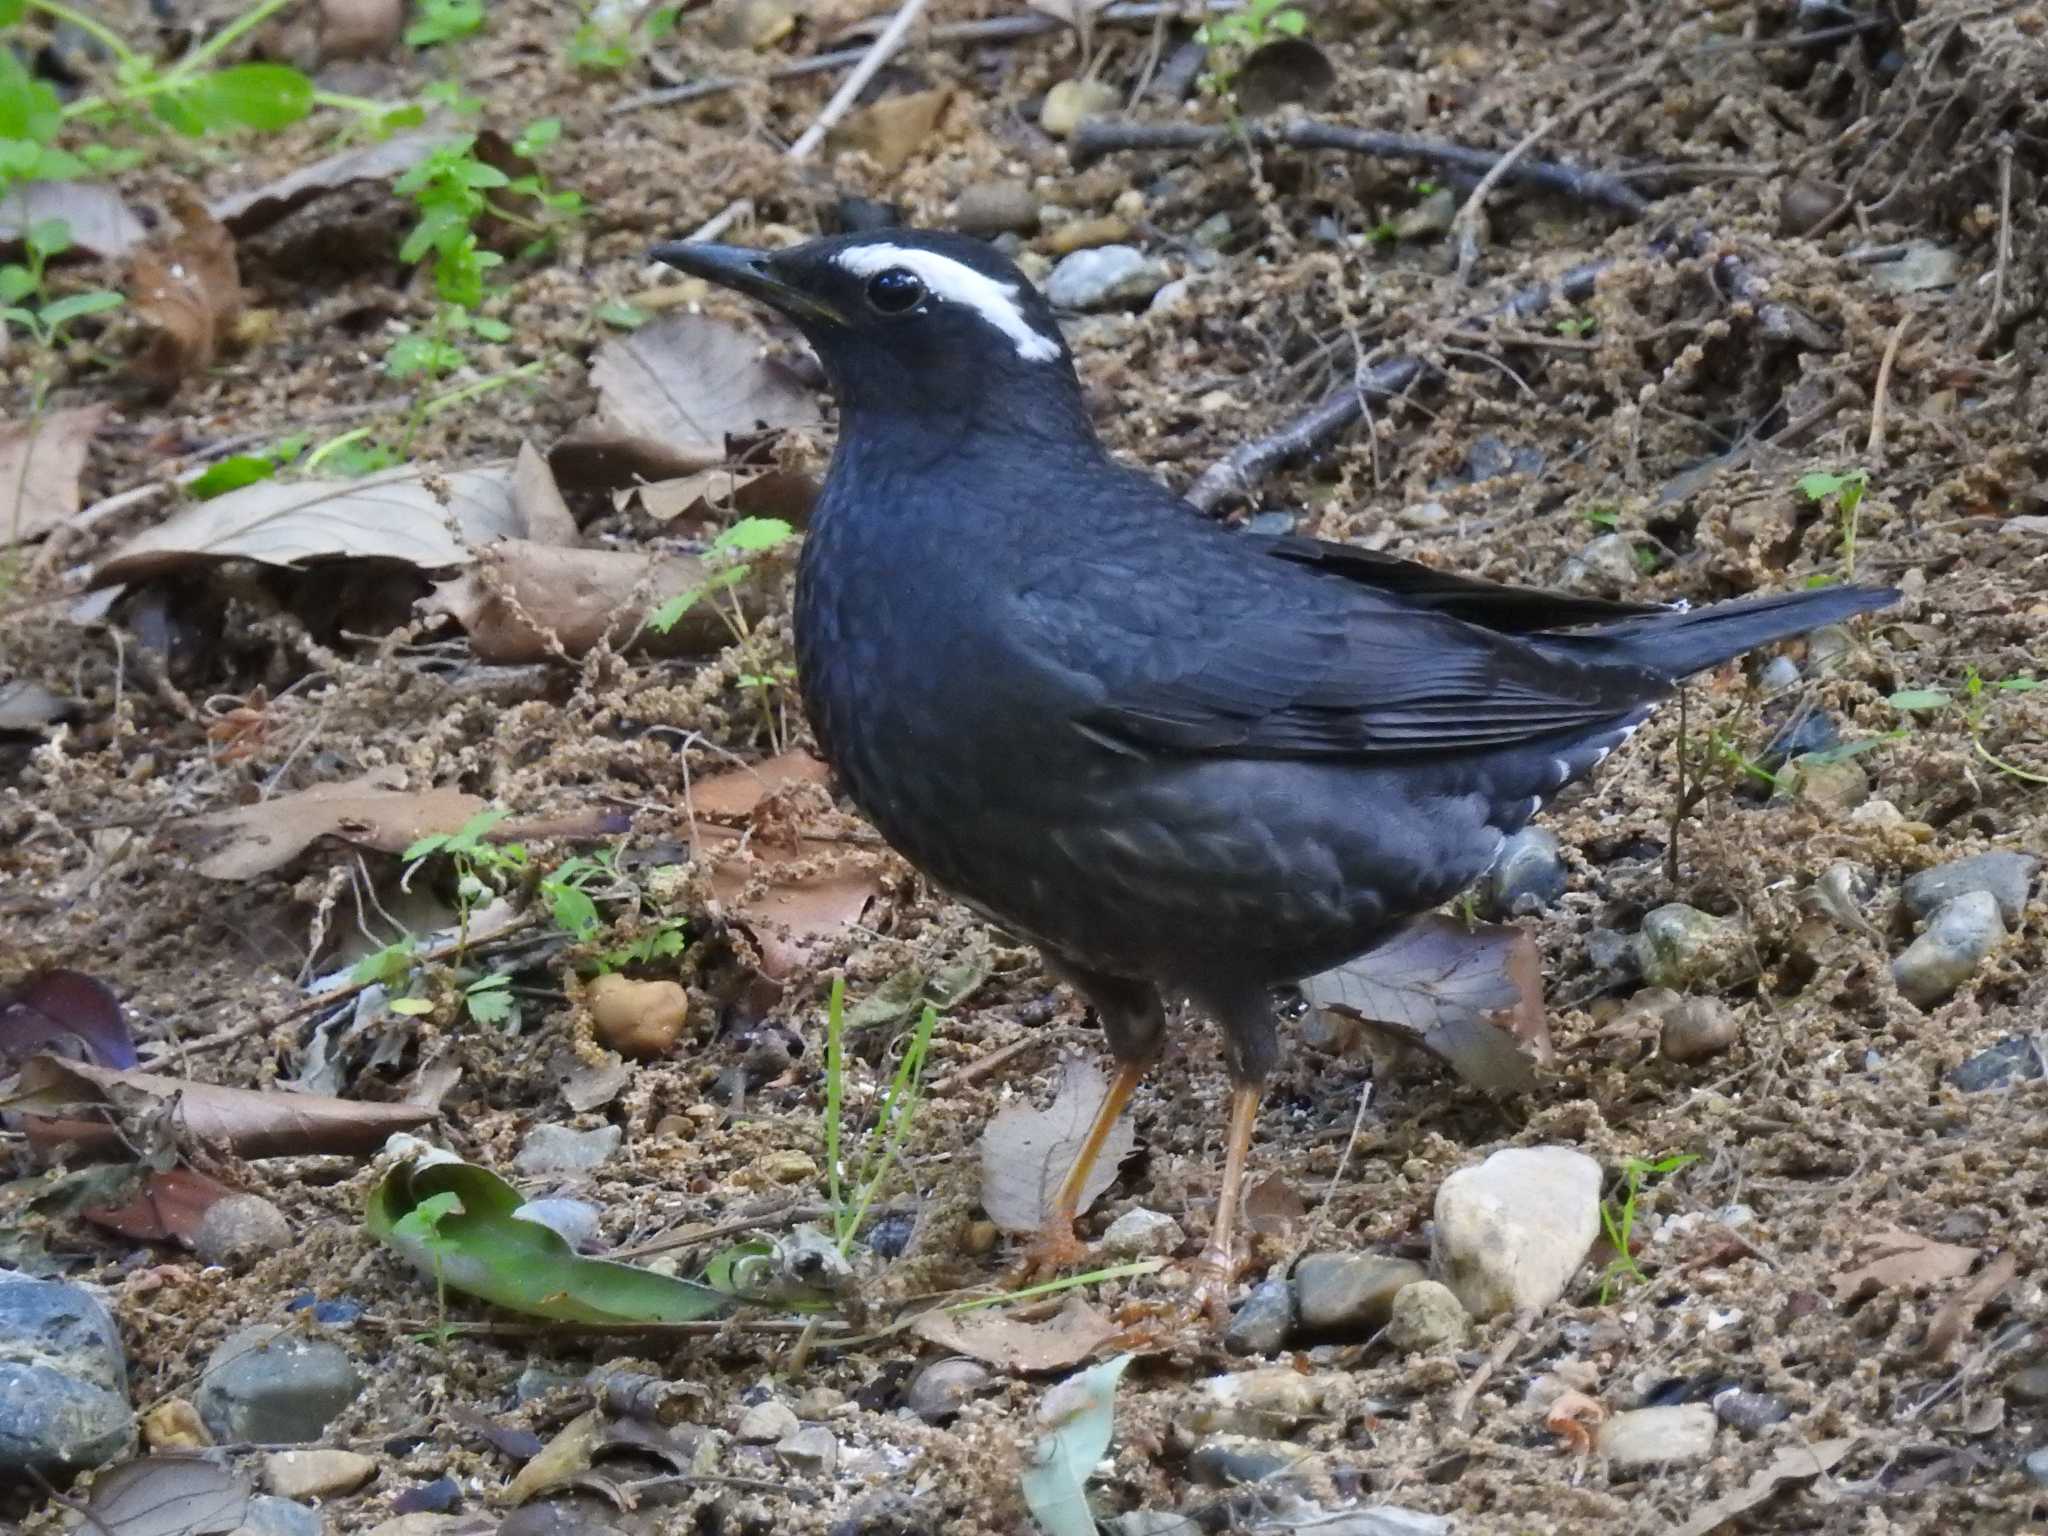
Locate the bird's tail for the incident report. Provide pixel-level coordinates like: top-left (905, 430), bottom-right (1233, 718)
top-left (1538, 584), bottom-right (1898, 681)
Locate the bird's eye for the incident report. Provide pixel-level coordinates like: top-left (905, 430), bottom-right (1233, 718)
top-left (865, 268), bottom-right (925, 314)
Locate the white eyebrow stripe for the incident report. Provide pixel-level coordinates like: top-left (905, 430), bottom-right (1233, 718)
top-left (831, 244), bottom-right (1062, 362)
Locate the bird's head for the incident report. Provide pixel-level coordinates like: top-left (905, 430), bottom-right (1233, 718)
top-left (653, 229), bottom-right (1092, 446)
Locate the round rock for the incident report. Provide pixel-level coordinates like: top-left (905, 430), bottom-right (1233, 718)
top-left (906, 1358), bottom-right (993, 1423)
top-left (1597, 1403), bottom-right (1716, 1469)
top-left (0, 1274), bottom-right (134, 1477)
top-left (1045, 246), bottom-right (1171, 310)
top-left (194, 1194), bottom-right (294, 1270)
top-left (1101, 1208), bottom-right (1185, 1260)
top-left (195, 1325), bottom-right (362, 1444)
top-left (265, 1447), bottom-right (377, 1499)
top-left (1633, 904), bottom-right (1748, 991)
top-left (1892, 890), bottom-right (2005, 1008)
top-left (1660, 998), bottom-right (1739, 1063)
top-left (1385, 1280), bottom-right (1470, 1352)
top-left (1223, 1277), bottom-right (1295, 1357)
top-left (1902, 851), bottom-right (2037, 929)
top-left (1039, 78), bottom-right (1121, 138)
top-left (1484, 826), bottom-right (1567, 917)
top-left (1293, 1253), bottom-right (1426, 1336)
top-left (514, 1123), bottom-right (622, 1175)
top-left (241, 1495), bottom-right (325, 1536)
top-left (1433, 1146), bottom-right (1602, 1320)
top-left (953, 182), bottom-right (1040, 238)
top-left (734, 1398), bottom-right (800, 1444)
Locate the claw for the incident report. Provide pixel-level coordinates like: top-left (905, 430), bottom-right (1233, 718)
top-left (1007, 1220), bottom-right (1092, 1287)
top-left (1184, 1245), bottom-right (1238, 1325)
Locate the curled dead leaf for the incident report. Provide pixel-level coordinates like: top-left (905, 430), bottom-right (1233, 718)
top-left (210, 131), bottom-right (467, 237)
top-left (910, 1294), bottom-right (1120, 1374)
top-left (628, 466), bottom-right (818, 529)
top-left (0, 403), bottom-right (112, 548)
top-left (128, 188), bottom-right (242, 390)
top-left (170, 766), bottom-right (484, 879)
top-left (1832, 1225), bottom-right (1979, 1304)
top-left (81, 1167), bottom-right (238, 1247)
top-left (0, 180), bottom-right (147, 259)
top-left (687, 750), bottom-right (831, 819)
top-left (548, 432), bottom-right (725, 497)
top-left (511, 440), bottom-right (579, 547)
top-left (980, 1057), bottom-right (1135, 1235)
top-left (585, 313), bottom-right (819, 467)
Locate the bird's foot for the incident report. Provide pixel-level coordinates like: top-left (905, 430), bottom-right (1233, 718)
top-left (1183, 1244), bottom-right (1239, 1326)
top-left (1006, 1219), bottom-right (1092, 1288)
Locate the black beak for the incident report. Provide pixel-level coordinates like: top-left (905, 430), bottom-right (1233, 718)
top-left (651, 241), bottom-right (843, 325)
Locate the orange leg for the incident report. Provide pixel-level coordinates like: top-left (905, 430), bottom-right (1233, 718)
top-left (1187, 1080), bottom-right (1262, 1321)
top-left (1010, 1058), bottom-right (1147, 1283)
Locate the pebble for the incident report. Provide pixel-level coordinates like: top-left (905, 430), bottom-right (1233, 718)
top-left (1434, 1146), bottom-right (1603, 1320)
top-left (1039, 78), bottom-right (1121, 138)
top-left (1110, 1515), bottom-right (1201, 1536)
top-left (1712, 1386), bottom-right (1791, 1433)
top-left (194, 1194), bottom-right (295, 1270)
top-left (1188, 1434), bottom-right (1298, 1486)
top-left (905, 1358), bottom-right (993, 1423)
top-left (1045, 246), bottom-right (1172, 310)
top-left (1598, 1403), bottom-right (1717, 1468)
top-left (2005, 1361), bottom-right (2048, 1404)
top-left (775, 1424), bottom-right (838, 1474)
top-left (757, 1149), bottom-right (818, 1185)
top-left (1757, 654), bottom-right (1802, 692)
top-left (265, 1448), bottom-right (377, 1499)
top-left (735, 1398), bottom-right (800, 1444)
top-left (513, 1198), bottom-right (601, 1251)
top-left (1561, 533), bottom-right (1641, 593)
top-left (0, 1274), bottom-right (134, 1476)
top-left (1779, 177), bottom-right (1842, 236)
top-left (1660, 997), bottom-right (1740, 1063)
top-left (1805, 624), bottom-right (1855, 673)
top-left (1950, 1036), bottom-right (2044, 1092)
top-left (1044, 215), bottom-right (1132, 255)
top-left (1385, 1281), bottom-right (1470, 1352)
top-left (1777, 752), bottom-right (1869, 813)
top-left (2022, 1447), bottom-right (2048, 1490)
top-left (587, 975), bottom-right (688, 1058)
top-left (1102, 1208), bottom-right (1185, 1259)
top-left (1866, 239), bottom-right (1960, 293)
top-left (1761, 711), bottom-right (1839, 767)
top-left (1892, 891), bottom-right (2005, 1007)
top-left (1903, 851), bottom-right (2038, 928)
top-left (1190, 1367), bottom-right (1329, 1434)
top-left (1191, 211), bottom-right (1233, 249)
top-left (952, 182), bottom-right (1040, 237)
top-left (142, 1398), bottom-right (210, 1450)
top-left (1483, 827), bottom-right (1567, 917)
top-left (514, 1363), bottom-right (584, 1404)
top-left (1393, 186), bottom-right (1458, 239)
top-left (195, 1325), bottom-right (363, 1444)
top-left (1223, 1278), bottom-right (1295, 1357)
top-left (1633, 904), bottom-right (1748, 991)
top-left (241, 1495), bottom-right (324, 1536)
top-left (1293, 1253), bottom-right (1426, 1335)
top-left (513, 1123), bottom-right (621, 1175)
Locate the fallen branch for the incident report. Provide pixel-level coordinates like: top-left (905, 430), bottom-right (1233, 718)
top-left (1069, 118), bottom-right (1651, 217)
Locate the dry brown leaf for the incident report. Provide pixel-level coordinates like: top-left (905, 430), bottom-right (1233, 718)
top-left (93, 463), bottom-right (524, 586)
top-left (1301, 914), bottom-right (1550, 1094)
top-left (9, 1055), bottom-right (436, 1159)
top-left (0, 403), bottom-right (112, 547)
top-left (511, 440), bottom-right (579, 548)
top-left (81, 1167), bottom-right (237, 1247)
top-left (0, 180), bottom-right (148, 258)
top-left (628, 467), bottom-right (818, 528)
top-left (318, 0), bottom-right (406, 58)
top-left (170, 766), bottom-right (484, 879)
top-left (910, 1295), bottom-right (1119, 1374)
top-left (1920, 1250), bottom-right (2020, 1359)
top-left (587, 313), bottom-right (819, 462)
top-left (703, 842), bottom-right (884, 981)
top-left (128, 189), bottom-right (243, 390)
top-left (1831, 1225), bottom-right (1979, 1303)
top-left (79, 1452), bottom-right (248, 1536)
top-left (505, 1409), bottom-right (600, 1506)
top-left (209, 131), bottom-right (461, 236)
top-left (827, 88), bottom-right (953, 173)
top-left (979, 1057), bottom-right (1136, 1235)
top-left (549, 432), bottom-right (725, 496)
top-left (1243, 1173), bottom-right (1307, 1237)
top-left (419, 538), bottom-right (785, 662)
top-left (1672, 1438), bottom-right (1858, 1536)
top-left (688, 750), bottom-right (831, 819)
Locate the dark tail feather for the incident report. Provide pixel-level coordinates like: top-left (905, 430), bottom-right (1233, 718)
top-left (1539, 584), bottom-right (1899, 680)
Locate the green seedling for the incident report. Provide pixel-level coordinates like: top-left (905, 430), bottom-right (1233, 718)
top-left (1798, 467), bottom-right (1870, 583)
top-left (823, 978), bottom-right (938, 1258)
top-left (649, 516), bottom-right (799, 750)
top-left (537, 847), bottom-right (689, 973)
top-left (1556, 313), bottom-right (1597, 338)
top-left (1597, 1152), bottom-right (1698, 1303)
top-left (405, 0), bottom-right (485, 49)
top-left (1580, 504), bottom-right (1621, 531)
top-left (402, 808), bottom-right (527, 952)
top-left (462, 971), bottom-right (514, 1026)
top-left (1196, 0), bottom-right (1310, 96)
top-left (187, 435), bottom-right (308, 499)
top-left (1889, 668), bottom-right (2045, 784)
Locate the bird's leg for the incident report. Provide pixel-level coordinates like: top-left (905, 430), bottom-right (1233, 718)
top-left (1186, 1078), bottom-right (1262, 1321)
top-left (1010, 1057), bottom-right (1149, 1282)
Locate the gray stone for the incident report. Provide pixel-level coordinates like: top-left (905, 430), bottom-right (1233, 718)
top-left (195, 1325), bottom-right (362, 1444)
top-left (1757, 655), bottom-right (1801, 692)
top-left (1660, 997), bottom-right (1740, 1063)
top-left (952, 182), bottom-right (1040, 237)
top-left (905, 1358), bottom-right (993, 1423)
top-left (514, 1362), bottom-right (584, 1404)
top-left (1045, 246), bottom-right (1171, 310)
top-left (1188, 1434), bottom-right (1299, 1486)
top-left (1712, 1386), bottom-right (1791, 1433)
top-left (1562, 533), bottom-right (1641, 593)
top-left (1384, 1281), bottom-right (1469, 1352)
top-left (2024, 1447), bottom-right (2048, 1489)
top-left (513, 1123), bottom-right (622, 1174)
top-left (734, 1398), bottom-right (799, 1443)
top-left (1484, 827), bottom-right (1567, 917)
top-left (1903, 852), bottom-right (2038, 928)
top-left (1224, 1277), bottom-right (1295, 1357)
top-left (512, 1198), bottom-right (601, 1251)
top-left (1866, 239), bottom-right (1959, 293)
top-left (1598, 1403), bottom-right (1716, 1468)
top-left (1101, 1208), bottom-right (1185, 1260)
top-left (0, 1274), bottom-right (133, 1476)
top-left (194, 1195), bottom-right (294, 1270)
top-left (1950, 1037), bottom-right (2045, 1093)
top-left (1777, 752), bottom-right (1869, 813)
top-left (1633, 904), bottom-right (1749, 991)
top-left (1433, 1146), bottom-right (1602, 1320)
top-left (264, 1447), bottom-right (376, 1498)
top-left (1294, 1254), bottom-right (1425, 1335)
top-left (1893, 891), bottom-right (2005, 1008)
top-left (239, 1495), bottom-right (325, 1536)
top-left (774, 1424), bottom-right (837, 1474)
top-left (2005, 1361), bottom-right (2048, 1405)
top-left (1110, 1515), bottom-right (1201, 1536)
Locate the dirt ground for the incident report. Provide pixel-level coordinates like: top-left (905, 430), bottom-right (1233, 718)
top-left (4, 0), bottom-right (2047, 1532)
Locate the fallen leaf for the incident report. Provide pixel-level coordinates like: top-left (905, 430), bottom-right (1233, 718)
top-left (419, 538), bottom-right (786, 662)
top-left (1300, 914), bottom-right (1550, 1094)
top-left (81, 1167), bottom-right (237, 1246)
top-left (209, 131), bottom-right (463, 236)
top-left (0, 403), bottom-right (112, 547)
top-left (169, 767), bottom-right (484, 879)
top-left (705, 848), bottom-right (885, 981)
top-left (548, 432), bottom-right (724, 496)
top-left (1672, 1438), bottom-right (1858, 1536)
top-left (93, 463), bottom-right (525, 585)
top-left (586, 313), bottom-right (819, 463)
top-left (0, 968), bottom-right (137, 1070)
top-left (1920, 1250), bottom-right (2020, 1359)
top-left (1020, 1351), bottom-right (1132, 1536)
top-left (0, 181), bottom-right (148, 259)
top-left (511, 440), bottom-right (579, 547)
top-left (80, 1453), bottom-right (249, 1536)
top-left (128, 188), bottom-right (243, 389)
top-left (0, 679), bottom-right (76, 731)
top-left (826, 88), bottom-right (952, 173)
top-left (366, 1142), bottom-right (732, 1324)
top-left (1832, 1225), bottom-right (1979, 1304)
top-left (1243, 1174), bottom-right (1307, 1237)
top-left (503, 1409), bottom-right (600, 1506)
top-left (629, 466), bottom-right (818, 528)
top-left (318, 0), bottom-right (406, 58)
top-left (7, 1055), bottom-right (436, 1159)
top-left (980, 1057), bottom-right (1136, 1235)
top-left (688, 750), bottom-right (831, 818)
top-left (911, 1294), bottom-right (1120, 1373)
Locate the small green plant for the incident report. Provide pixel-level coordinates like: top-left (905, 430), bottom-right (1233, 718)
top-left (1580, 503), bottom-right (1621, 531)
top-left (823, 978), bottom-right (938, 1259)
top-left (187, 435), bottom-right (308, 499)
top-left (1196, 0), bottom-right (1310, 96)
top-left (1798, 467), bottom-right (1870, 582)
top-left (1556, 312), bottom-right (1597, 338)
top-left (462, 971), bottom-right (515, 1026)
top-left (648, 516), bottom-right (799, 749)
top-left (0, 218), bottom-right (122, 369)
top-left (1597, 1152), bottom-right (1698, 1302)
top-left (1708, 727), bottom-right (1786, 792)
top-left (405, 0), bottom-right (485, 49)
top-left (1889, 667), bottom-right (2045, 784)
top-left (537, 847), bottom-right (689, 972)
top-left (402, 808), bottom-right (528, 951)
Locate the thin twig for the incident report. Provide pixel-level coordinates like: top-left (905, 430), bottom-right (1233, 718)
top-left (687, 197), bottom-right (754, 243)
top-left (1449, 1305), bottom-right (1537, 1424)
top-left (787, 0), bottom-right (932, 160)
top-left (931, 1030), bottom-right (1057, 1094)
top-left (1976, 137), bottom-right (2013, 350)
top-left (1070, 118), bottom-right (1650, 216)
top-left (1866, 313), bottom-right (1911, 460)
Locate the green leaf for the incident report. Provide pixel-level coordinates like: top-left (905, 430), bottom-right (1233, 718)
top-left (469, 315), bottom-right (512, 342)
top-left (189, 455), bottom-right (280, 499)
top-left (1020, 1354), bottom-right (1136, 1536)
top-left (648, 6), bottom-right (683, 39)
top-left (405, 0), bottom-right (486, 47)
top-left (389, 996), bottom-right (435, 1016)
top-left (1887, 688), bottom-right (1951, 712)
top-left (595, 300), bottom-right (645, 330)
top-left (713, 515), bottom-right (795, 555)
top-left (1798, 471), bottom-right (1848, 501)
top-left (350, 938), bottom-right (418, 987)
top-left (37, 290), bottom-right (123, 329)
top-left (0, 265), bottom-right (35, 304)
top-left (25, 218), bottom-right (71, 260)
top-left (0, 1), bottom-right (25, 26)
top-left (366, 1150), bottom-right (732, 1322)
top-left (1270, 9), bottom-right (1309, 34)
top-left (548, 883), bottom-right (601, 938)
top-left (0, 51), bottom-right (61, 144)
top-left (1996, 677), bottom-right (2041, 693)
top-left (191, 64), bottom-right (316, 133)
top-left (515, 118), bottom-right (561, 155)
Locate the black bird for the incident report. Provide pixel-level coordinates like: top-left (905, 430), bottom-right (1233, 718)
top-left (655, 229), bottom-right (1897, 1316)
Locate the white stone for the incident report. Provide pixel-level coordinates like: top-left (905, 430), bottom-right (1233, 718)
top-left (1101, 1208), bottom-right (1185, 1259)
top-left (1597, 1403), bottom-right (1717, 1468)
top-left (1432, 1146), bottom-right (1602, 1320)
top-left (263, 1448), bottom-right (376, 1499)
